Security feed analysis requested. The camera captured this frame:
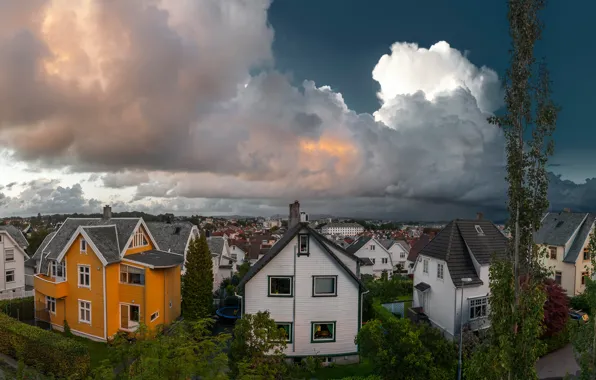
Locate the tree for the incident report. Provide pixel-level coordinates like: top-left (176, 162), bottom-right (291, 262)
top-left (357, 318), bottom-right (456, 380)
top-left (229, 311), bottom-right (288, 379)
top-left (542, 278), bottom-right (569, 337)
top-left (181, 235), bottom-right (214, 320)
top-left (91, 320), bottom-right (230, 380)
top-left (236, 262), bottom-right (251, 283)
top-left (26, 228), bottom-right (50, 256)
top-left (467, 0), bottom-right (559, 378)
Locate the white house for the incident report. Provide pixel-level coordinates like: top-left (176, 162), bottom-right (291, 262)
top-left (407, 235), bottom-right (430, 274)
top-left (321, 223), bottom-right (364, 236)
top-left (208, 236), bottom-right (237, 292)
top-left (346, 236), bottom-right (393, 278)
top-left (239, 216), bottom-right (366, 364)
top-left (380, 239), bottom-right (410, 273)
top-left (229, 242), bottom-right (247, 264)
top-left (411, 218), bottom-right (508, 340)
top-left (535, 211), bottom-right (595, 295)
top-left (0, 225), bottom-right (30, 294)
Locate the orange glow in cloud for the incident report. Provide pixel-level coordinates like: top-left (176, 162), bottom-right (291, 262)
top-left (299, 136), bottom-right (357, 158)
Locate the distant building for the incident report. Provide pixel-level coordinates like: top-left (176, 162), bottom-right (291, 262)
top-left (321, 223), bottom-right (364, 236)
top-left (0, 225), bottom-right (30, 294)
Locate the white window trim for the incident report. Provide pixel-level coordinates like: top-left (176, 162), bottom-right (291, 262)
top-left (120, 303), bottom-right (141, 331)
top-left (437, 263), bottom-right (444, 280)
top-left (268, 276), bottom-right (293, 296)
top-left (313, 276), bottom-right (337, 296)
top-left (469, 296), bottom-right (488, 320)
top-left (78, 299), bottom-right (92, 325)
top-left (78, 265), bottom-right (91, 288)
top-left (50, 259), bottom-right (67, 281)
top-left (299, 235), bottom-right (309, 254)
top-left (46, 296), bottom-right (56, 315)
top-left (150, 311), bottom-right (159, 322)
top-left (5, 269), bottom-right (15, 283)
top-left (130, 229), bottom-right (149, 249)
top-left (5, 250), bottom-right (15, 262)
top-left (80, 239), bottom-right (87, 253)
top-left (423, 259), bottom-right (429, 274)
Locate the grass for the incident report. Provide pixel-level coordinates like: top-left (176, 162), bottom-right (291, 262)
top-left (312, 360), bottom-right (374, 379)
top-left (397, 295), bottom-right (413, 312)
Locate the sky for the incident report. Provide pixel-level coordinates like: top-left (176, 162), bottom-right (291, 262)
top-left (0, 0), bottom-right (594, 220)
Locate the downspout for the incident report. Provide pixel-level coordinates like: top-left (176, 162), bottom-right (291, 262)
top-left (164, 269), bottom-right (166, 323)
top-left (234, 292), bottom-right (244, 318)
top-left (293, 244), bottom-right (297, 353)
top-left (453, 285), bottom-right (458, 338)
top-left (360, 289), bottom-right (370, 329)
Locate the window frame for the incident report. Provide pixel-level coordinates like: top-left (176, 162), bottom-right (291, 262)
top-left (584, 248), bottom-right (590, 261)
top-left (78, 265), bottom-right (91, 288)
top-left (423, 259), bottom-right (429, 274)
top-left (311, 321), bottom-right (336, 343)
top-left (469, 296), bottom-right (488, 320)
top-left (381, 257), bottom-right (388, 264)
top-left (5, 249), bottom-right (15, 262)
top-left (437, 263), bottom-right (444, 280)
top-left (370, 245), bottom-right (375, 251)
top-left (130, 229), bottom-right (149, 249)
top-left (474, 225), bottom-right (485, 235)
top-left (120, 264), bottom-right (145, 286)
top-left (555, 271), bottom-right (562, 285)
top-left (276, 322), bottom-right (293, 343)
top-left (371, 258), bottom-right (376, 264)
top-left (150, 311), bottom-right (159, 322)
top-left (5, 269), bottom-right (15, 283)
top-left (400, 251), bottom-right (406, 259)
top-left (50, 260), bottom-right (67, 279)
top-left (78, 300), bottom-right (92, 324)
top-left (582, 271), bottom-right (589, 286)
top-left (268, 276), bottom-right (293, 297)
top-left (312, 275), bottom-right (338, 297)
top-left (549, 246), bottom-right (557, 260)
top-left (298, 234), bottom-right (309, 256)
top-left (46, 296), bottom-right (56, 314)
top-left (80, 239), bottom-right (87, 253)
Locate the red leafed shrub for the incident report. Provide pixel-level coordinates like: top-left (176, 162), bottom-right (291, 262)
top-left (542, 278), bottom-right (569, 337)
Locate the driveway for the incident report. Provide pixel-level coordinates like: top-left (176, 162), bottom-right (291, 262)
top-left (536, 344), bottom-right (580, 379)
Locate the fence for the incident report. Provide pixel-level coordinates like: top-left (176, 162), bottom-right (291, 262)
top-left (0, 290), bottom-right (34, 301)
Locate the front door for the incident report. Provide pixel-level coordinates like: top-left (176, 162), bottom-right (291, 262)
top-left (120, 304), bottom-right (129, 329)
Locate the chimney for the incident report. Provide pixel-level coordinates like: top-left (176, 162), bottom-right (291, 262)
top-left (476, 212), bottom-right (483, 220)
top-left (563, 208), bottom-right (571, 213)
top-left (103, 205), bottom-right (112, 220)
top-left (289, 200), bottom-right (300, 229)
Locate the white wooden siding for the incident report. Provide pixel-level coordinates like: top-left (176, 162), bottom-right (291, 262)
top-left (245, 230), bottom-right (360, 356)
top-left (353, 240), bottom-right (393, 277)
top-left (0, 232), bottom-right (27, 293)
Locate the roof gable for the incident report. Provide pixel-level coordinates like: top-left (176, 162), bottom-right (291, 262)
top-left (346, 236), bottom-right (371, 254)
top-left (534, 212), bottom-right (589, 246)
top-left (146, 222), bottom-right (196, 254)
top-left (563, 214), bottom-right (595, 263)
top-left (0, 225), bottom-right (29, 250)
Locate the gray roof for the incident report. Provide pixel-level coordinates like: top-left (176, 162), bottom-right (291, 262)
top-left (359, 257), bottom-right (374, 266)
top-left (146, 222), bottom-right (195, 254)
top-left (83, 226), bottom-right (120, 264)
top-left (238, 223), bottom-right (365, 290)
top-left (125, 250), bottom-right (184, 268)
top-left (534, 212), bottom-right (590, 246)
top-left (378, 239), bottom-right (394, 250)
top-left (563, 214), bottom-right (595, 264)
top-left (408, 235), bottom-right (430, 262)
top-left (419, 219), bottom-right (508, 286)
top-left (395, 240), bottom-right (411, 252)
top-left (39, 218), bottom-right (141, 273)
top-left (30, 231), bottom-right (56, 264)
top-left (207, 237), bottom-right (225, 256)
top-left (415, 282), bottom-right (431, 292)
top-left (0, 225), bottom-right (29, 250)
top-left (346, 236), bottom-right (371, 254)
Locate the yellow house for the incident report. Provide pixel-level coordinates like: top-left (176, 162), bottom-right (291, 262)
top-left (30, 206), bottom-right (184, 341)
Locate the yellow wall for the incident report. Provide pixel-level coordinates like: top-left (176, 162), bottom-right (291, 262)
top-left (124, 224), bottom-right (155, 256)
top-left (105, 263), bottom-right (120, 338)
top-left (164, 266), bottom-right (181, 324)
top-left (144, 267), bottom-right (165, 327)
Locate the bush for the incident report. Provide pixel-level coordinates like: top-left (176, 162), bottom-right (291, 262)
top-left (539, 319), bottom-right (573, 356)
top-left (0, 312), bottom-right (90, 379)
top-left (0, 297), bottom-right (35, 320)
top-left (570, 293), bottom-right (590, 314)
top-left (371, 300), bottom-right (398, 323)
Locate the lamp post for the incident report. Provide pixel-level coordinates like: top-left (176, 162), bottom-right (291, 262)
top-left (457, 277), bottom-right (472, 380)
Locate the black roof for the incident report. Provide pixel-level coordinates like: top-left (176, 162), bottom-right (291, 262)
top-left (415, 282), bottom-right (431, 292)
top-left (124, 249), bottom-right (184, 268)
top-left (146, 222), bottom-right (195, 254)
top-left (238, 223), bottom-right (365, 290)
top-left (346, 236), bottom-right (371, 254)
top-left (534, 212), bottom-right (590, 246)
top-left (418, 219), bottom-right (508, 286)
top-left (564, 214), bottom-right (596, 264)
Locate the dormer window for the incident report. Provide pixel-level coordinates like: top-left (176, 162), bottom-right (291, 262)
top-left (131, 229), bottom-right (148, 248)
top-left (298, 234), bottom-right (309, 256)
top-left (475, 225), bottom-right (485, 236)
top-left (80, 239), bottom-right (87, 253)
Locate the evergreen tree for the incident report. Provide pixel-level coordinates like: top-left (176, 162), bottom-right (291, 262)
top-left (181, 235), bottom-right (214, 320)
top-left (467, 0), bottom-right (559, 378)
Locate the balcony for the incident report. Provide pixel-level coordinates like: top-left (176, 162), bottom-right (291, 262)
top-left (34, 274), bottom-right (68, 299)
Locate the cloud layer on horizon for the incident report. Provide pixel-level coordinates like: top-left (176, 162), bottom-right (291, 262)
top-left (0, 0), bottom-right (593, 219)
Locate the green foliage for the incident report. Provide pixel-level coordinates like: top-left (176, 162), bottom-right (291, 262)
top-left (91, 320), bottom-right (230, 380)
top-left (26, 229), bottom-right (50, 257)
top-left (540, 319), bottom-right (572, 356)
top-left (571, 293), bottom-right (592, 314)
top-left (0, 312), bottom-right (90, 379)
top-left (300, 356), bottom-right (322, 374)
top-left (181, 235), bottom-right (214, 320)
top-left (356, 318), bottom-right (456, 380)
top-left (0, 297), bottom-right (34, 320)
top-left (237, 261), bottom-right (251, 283)
top-left (362, 275), bottom-right (412, 303)
top-left (229, 311), bottom-right (288, 379)
top-left (63, 320), bottom-right (73, 337)
top-left (370, 299), bottom-right (398, 323)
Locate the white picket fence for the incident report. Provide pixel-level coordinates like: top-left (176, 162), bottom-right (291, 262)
top-left (0, 289), bottom-right (34, 301)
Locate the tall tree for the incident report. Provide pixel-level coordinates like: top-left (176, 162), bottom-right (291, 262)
top-left (468, 0), bottom-right (559, 379)
top-left (181, 235), bottom-right (214, 320)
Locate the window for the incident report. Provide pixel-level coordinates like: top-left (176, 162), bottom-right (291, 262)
top-left (51, 260), bottom-right (66, 279)
top-left (78, 265), bottom-right (90, 288)
top-left (312, 322), bottom-right (336, 342)
top-left (371, 258), bottom-right (376, 264)
top-left (79, 300), bottom-right (91, 324)
top-left (5, 270), bottom-right (15, 283)
top-left (437, 263), bottom-right (444, 280)
top-left (130, 229), bottom-right (148, 248)
top-left (80, 239), bottom-right (87, 253)
top-left (130, 305), bottom-right (140, 323)
top-left (313, 276), bottom-right (337, 296)
top-left (120, 265), bottom-right (145, 285)
top-left (423, 259), bottom-right (429, 274)
top-left (582, 272), bottom-right (589, 286)
top-left (231, 253), bottom-right (237, 260)
top-left (370, 245), bottom-right (375, 250)
top-left (151, 311), bottom-right (159, 322)
top-left (584, 248), bottom-right (590, 261)
top-left (298, 234), bottom-right (309, 254)
top-left (276, 322), bottom-right (293, 343)
top-left (381, 258), bottom-right (388, 264)
top-left (555, 271), bottom-right (562, 285)
top-left (5, 249), bottom-right (14, 262)
top-left (268, 276), bottom-right (292, 296)
top-left (548, 246), bottom-right (557, 260)
top-left (46, 296), bottom-right (56, 314)
top-left (469, 297), bottom-right (488, 320)
top-left (400, 251), bottom-right (406, 259)
top-left (475, 225), bottom-right (485, 235)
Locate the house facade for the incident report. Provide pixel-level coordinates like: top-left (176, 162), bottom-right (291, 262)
top-left (321, 223), bottom-right (364, 236)
top-left (406, 234), bottom-right (430, 274)
top-left (535, 211), bottom-right (595, 295)
top-left (0, 225), bottom-right (30, 294)
top-left (239, 203), bottom-right (365, 364)
top-left (208, 236), bottom-right (237, 292)
top-left (30, 206), bottom-right (184, 341)
top-left (380, 239), bottom-right (410, 273)
top-left (346, 236), bottom-right (393, 278)
top-left (411, 218), bottom-right (507, 340)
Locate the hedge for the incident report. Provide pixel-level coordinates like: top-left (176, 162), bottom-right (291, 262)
top-left (371, 300), bottom-right (399, 323)
top-left (0, 296), bottom-right (35, 321)
top-left (0, 313), bottom-right (90, 379)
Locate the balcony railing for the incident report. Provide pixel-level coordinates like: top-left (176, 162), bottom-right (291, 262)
top-left (33, 274), bottom-right (68, 299)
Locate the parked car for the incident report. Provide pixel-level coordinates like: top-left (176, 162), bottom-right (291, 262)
top-left (569, 309), bottom-right (589, 323)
